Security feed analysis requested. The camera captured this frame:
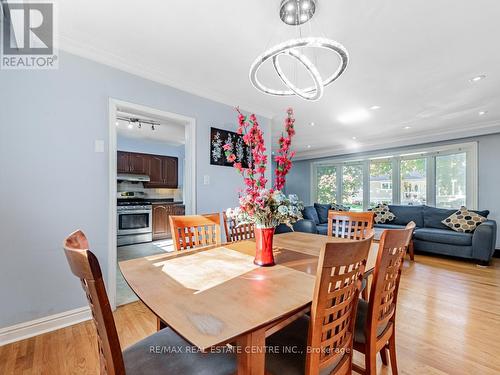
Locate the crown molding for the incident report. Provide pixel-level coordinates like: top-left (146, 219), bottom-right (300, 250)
top-left (58, 36), bottom-right (274, 119)
top-left (294, 121), bottom-right (500, 160)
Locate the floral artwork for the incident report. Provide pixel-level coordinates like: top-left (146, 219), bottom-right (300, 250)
top-left (224, 108), bottom-right (302, 228)
top-left (210, 127), bottom-right (251, 168)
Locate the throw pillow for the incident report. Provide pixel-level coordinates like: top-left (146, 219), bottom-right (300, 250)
top-left (331, 203), bottom-right (351, 211)
top-left (314, 203), bottom-right (331, 224)
top-left (441, 206), bottom-right (487, 233)
top-left (373, 204), bottom-right (396, 224)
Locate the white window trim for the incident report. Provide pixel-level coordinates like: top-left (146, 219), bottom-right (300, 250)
top-left (310, 141), bottom-right (478, 209)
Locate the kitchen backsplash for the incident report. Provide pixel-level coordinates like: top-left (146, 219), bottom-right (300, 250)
top-left (117, 181), bottom-right (183, 201)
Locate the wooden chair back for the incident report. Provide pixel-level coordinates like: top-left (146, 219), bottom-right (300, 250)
top-left (223, 212), bottom-right (254, 242)
top-left (365, 224), bottom-right (414, 345)
top-left (306, 235), bottom-right (374, 375)
top-left (327, 211), bottom-right (375, 240)
top-left (170, 213), bottom-right (221, 251)
top-left (63, 230), bottom-right (125, 375)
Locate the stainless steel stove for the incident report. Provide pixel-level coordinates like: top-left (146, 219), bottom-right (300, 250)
top-left (117, 192), bottom-right (152, 246)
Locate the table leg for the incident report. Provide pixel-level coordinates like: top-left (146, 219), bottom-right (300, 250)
top-left (236, 328), bottom-right (266, 375)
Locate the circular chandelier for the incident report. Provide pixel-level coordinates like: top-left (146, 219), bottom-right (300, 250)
top-left (249, 0), bottom-right (349, 101)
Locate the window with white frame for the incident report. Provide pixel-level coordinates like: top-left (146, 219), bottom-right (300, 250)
top-left (311, 142), bottom-right (477, 210)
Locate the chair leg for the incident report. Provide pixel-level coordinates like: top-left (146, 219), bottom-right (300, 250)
top-left (379, 346), bottom-right (388, 366)
top-left (157, 316), bottom-right (167, 331)
top-left (408, 241), bottom-right (415, 261)
top-left (365, 349), bottom-right (377, 375)
top-left (388, 334), bottom-right (398, 375)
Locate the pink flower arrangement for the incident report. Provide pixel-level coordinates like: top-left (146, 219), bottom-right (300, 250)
top-left (224, 108), bottom-right (301, 228)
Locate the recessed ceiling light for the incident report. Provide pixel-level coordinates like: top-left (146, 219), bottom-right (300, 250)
top-left (127, 122), bottom-right (133, 129)
top-left (310, 122), bottom-right (315, 126)
top-left (115, 121), bottom-right (119, 126)
top-left (286, 2), bottom-right (295, 11)
top-left (370, 105), bottom-right (381, 110)
top-left (479, 110), bottom-right (488, 116)
top-left (403, 126), bottom-right (411, 129)
top-left (338, 109), bottom-right (370, 124)
top-left (307, 145), bottom-right (311, 148)
top-left (352, 136), bottom-right (357, 140)
top-left (470, 74), bottom-right (486, 83)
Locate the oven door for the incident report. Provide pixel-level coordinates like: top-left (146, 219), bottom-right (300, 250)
top-left (117, 209), bottom-right (152, 235)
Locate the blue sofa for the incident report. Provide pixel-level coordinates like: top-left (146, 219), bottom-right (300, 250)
top-left (302, 203), bottom-right (497, 265)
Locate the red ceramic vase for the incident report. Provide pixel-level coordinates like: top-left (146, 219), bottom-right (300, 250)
top-left (254, 227), bottom-right (275, 266)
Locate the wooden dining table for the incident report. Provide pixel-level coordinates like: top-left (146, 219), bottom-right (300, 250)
top-left (119, 232), bottom-right (379, 375)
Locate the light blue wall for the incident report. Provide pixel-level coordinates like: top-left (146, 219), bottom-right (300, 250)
top-left (0, 51), bottom-right (270, 328)
top-left (117, 136), bottom-right (185, 188)
top-left (286, 133), bottom-right (500, 248)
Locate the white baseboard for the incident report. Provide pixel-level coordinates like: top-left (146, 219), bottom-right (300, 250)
top-left (0, 306), bottom-right (91, 346)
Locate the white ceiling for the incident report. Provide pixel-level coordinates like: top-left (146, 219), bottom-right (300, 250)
top-left (59, 0), bottom-right (500, 158)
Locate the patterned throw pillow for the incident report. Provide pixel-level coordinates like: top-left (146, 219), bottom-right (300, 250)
top-left (372, 204), bottom-right (396, 224)
top-left (442, 206), bottom-right (487, 233)
top-left (331, 203), bottom-right (351, 212)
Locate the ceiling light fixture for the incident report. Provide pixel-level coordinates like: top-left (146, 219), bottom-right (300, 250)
top-left (115, 121), bottom-right (119, 126)
top-left (478, 110), bottom-right (488, 116)
top-left (127, 120), bottom-right (133, 129)
top-left (370, 105), bottom-right (381, 110)
top-left (404, 126), bottom-right (411, 129)
top-left (351, 136), bottom-right (357, 140)
top-left (310, 122), bottom-right (315, 126)
top-left (249, 0), bottom-right (349, 101)
top-left (338, 109), bottom-right (370, 124)
top-left (470, 74), bottom-right (486, 83)
top-left (307, 144), bottom-right (311, 148)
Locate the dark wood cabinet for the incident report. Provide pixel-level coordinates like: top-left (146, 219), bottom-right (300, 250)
top-left (129, 153), bottom-right (149, 174)
top-left (162, 157), bottom-right (178, 188)
top-left (117, 151), bottom-right (178, 188)
top-left (117, 151), bottom-right (130, 173)
top-left (152, 204), bottom-right (185, 240)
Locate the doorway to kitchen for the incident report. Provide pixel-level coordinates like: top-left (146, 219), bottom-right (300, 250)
top-left (108, 99), bottom-right (196, 308)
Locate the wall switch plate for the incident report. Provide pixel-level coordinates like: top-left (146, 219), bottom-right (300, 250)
top-left (94, 140), bottom-right (104, 153)
top-left (203, 175), bottom-right (210, 185)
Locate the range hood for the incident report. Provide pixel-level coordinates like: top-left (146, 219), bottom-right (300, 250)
top-left (117, 173), bottom-right (151, 182)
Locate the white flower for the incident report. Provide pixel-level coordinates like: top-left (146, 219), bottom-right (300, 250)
top-left (278, 205), bottom-right (289, 215)
top-left (288, 194), bottom-right (298, 204)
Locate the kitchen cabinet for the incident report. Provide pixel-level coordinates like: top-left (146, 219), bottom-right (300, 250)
top-left (117, 151), bottom-right (130, 173)
top-left (152, 204), bottom-right (185, 240)
top-left (129, 153), bottom-right (149, 174)
top-left (146, 156), bottom-right (178, 188)
top-left (117, 151), bottom-right (179, 188)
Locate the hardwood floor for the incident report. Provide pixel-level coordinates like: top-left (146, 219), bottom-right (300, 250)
top-left (1, 254), bottom-right (499, 374)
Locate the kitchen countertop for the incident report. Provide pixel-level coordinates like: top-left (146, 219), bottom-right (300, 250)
top-left (149, 199), bottom-right (184, 205)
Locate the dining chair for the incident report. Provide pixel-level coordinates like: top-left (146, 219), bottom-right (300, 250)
top-left (169, 213), bottom-right (221, 251)
top-left (265, 235), bottom-right (374, 375)
top-left (63, 230), bottom-right (236, 375)
top-left (327, 211), bottom-right (375, 240)
top-left (222, 212), bottom-right (254, 242)
top-left (352, 225), bottom-right (414, 375)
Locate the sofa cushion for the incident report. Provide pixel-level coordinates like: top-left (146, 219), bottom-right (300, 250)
top-left (388, 205), bottom-right (424, 227)
top-left (331, 203), bottom-right (350, 211)
top-left (317, 223), bottom-right (328, 235)
top-left (413, 228), bottom-right (473, 246)
top-left (423, 205), bottom-right (489, 230)
top-left (302, 206), bottom-right (319, 225)
top-left (314, 203), bottom-right (331, 224)
top-left (442, 206), bottom-right (487, 233)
